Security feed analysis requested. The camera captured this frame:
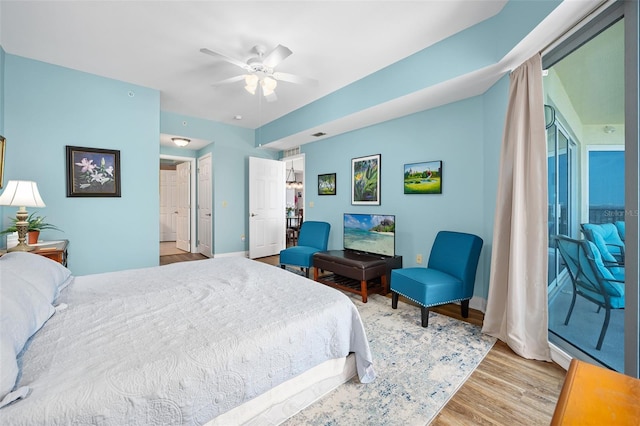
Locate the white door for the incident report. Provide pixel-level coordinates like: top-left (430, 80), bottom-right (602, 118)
top-left (198, 154), bottom-right (213, 258)
top-left (176, 161), bottom-right (191, 252)
top-left (159, 170), bottom-right (177, 241)
top-left (249, 157), bottom-right (285, 258)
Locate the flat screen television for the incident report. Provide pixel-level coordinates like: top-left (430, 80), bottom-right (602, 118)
top-left (343, 213), bottom-right (396, 257)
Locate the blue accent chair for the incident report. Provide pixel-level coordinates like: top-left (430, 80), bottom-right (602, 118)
top-left (554, 235), bottom-right (625, 350)
top-left (280, 221), bottom-right (330, 278)
top-left (391, 231), bottom-right (483, 327)
top-left (581, 223), bottom-right (625, 264)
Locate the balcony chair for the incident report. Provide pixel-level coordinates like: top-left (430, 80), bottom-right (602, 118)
top-left (554, 235), bottom-right (625, 350)
top-left (280, 221), bottom-right (330, 278)
top-left (390, 231), bottom-right (483, 327)
top-left (581, 223), bottom-right (625, 264)
top-left (615, 220), bottom-right (625, 242)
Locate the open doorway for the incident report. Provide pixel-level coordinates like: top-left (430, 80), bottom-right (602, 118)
top-left (159, 155), bottom-right (198, 256)
top-left (284, 155), bottom-right (305, 247)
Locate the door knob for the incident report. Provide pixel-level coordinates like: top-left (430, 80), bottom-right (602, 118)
top-left (251, 213), bottom-right (257, 217)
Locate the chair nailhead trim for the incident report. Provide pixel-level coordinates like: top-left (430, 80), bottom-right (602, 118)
top-left (392, 290), bottom-right (465, 308)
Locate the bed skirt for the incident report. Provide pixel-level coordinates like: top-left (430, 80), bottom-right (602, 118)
top-left (208, 354), bottom-right (356, 425)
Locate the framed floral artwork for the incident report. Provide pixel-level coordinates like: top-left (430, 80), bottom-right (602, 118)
top-left (351, 154), bottom-right (380, 205)
top-left (66, 145), bottom-right (121, 197)
top-left (318, 173), bottom-right (336, 195)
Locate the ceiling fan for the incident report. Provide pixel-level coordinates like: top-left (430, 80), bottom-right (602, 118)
top-left (200, 44), bottom-right (318, 102)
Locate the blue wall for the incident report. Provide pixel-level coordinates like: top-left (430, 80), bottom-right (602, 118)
top-left (160, 112), bottom-right (278, 255)
top-left (3, 55), bottom-right (160, 275)
top-left (302, 85), bottom-right (509, 302)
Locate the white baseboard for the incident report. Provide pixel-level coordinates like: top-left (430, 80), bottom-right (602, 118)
top-left (549, 342), bottom-right (571, 370)
top-left (470, 296), bottom-right (487, 313)
top-left (213, 251), bottom-right (248, 258)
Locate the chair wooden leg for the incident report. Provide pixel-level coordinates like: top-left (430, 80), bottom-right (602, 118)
top-left (391, 292), bottom-right (399, 309)
top-left (461, 300), bottom-right (470, 318)
top-left (421, 306), bottom-right (430, 327)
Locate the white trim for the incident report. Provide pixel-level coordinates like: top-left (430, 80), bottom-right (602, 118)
top-left (160, 154), bottom-right (198, 253)
top-left (197, 152), bottom-right (213, 258)
top-left (550, 342), bottom-right (572, 371)
top-left (214, 250), bottom-right (249, 259)
top-left (469, 296), bottom-right (487, 313)
top-left (541, 0), bottom-right (617, 57)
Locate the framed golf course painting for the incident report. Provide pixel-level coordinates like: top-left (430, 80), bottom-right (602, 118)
top-left (404, 160), bottom-right (442, 194)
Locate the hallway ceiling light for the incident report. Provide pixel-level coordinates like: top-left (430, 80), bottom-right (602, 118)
top-left (172, 137), bottom-right (190, 147)
top-left (286, 162), bottom-right (296, 183)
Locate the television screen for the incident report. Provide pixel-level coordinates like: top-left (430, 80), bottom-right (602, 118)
top-left (343, 213), bottom-right (395, 257)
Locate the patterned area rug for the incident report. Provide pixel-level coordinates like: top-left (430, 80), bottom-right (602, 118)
top-left (282, 293), bottom-right (496, 426)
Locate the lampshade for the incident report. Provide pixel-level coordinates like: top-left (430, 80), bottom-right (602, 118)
top-left (261, 77), bottom-right (277, 96)
top-left (172, 137), bottom-right (190, 147)
top-left (0, 180), bottom-right (46, 207)
top-left (244, 74), bottom-right (259, 95)
top-left (0, 180), bottom-right (47, 252)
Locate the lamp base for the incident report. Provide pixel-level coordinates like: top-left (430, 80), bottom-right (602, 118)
top-left (8, 242), bottom-right (35, 252)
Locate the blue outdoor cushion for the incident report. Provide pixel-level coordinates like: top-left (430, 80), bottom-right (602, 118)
top-left (615, 221), bottom-right (625, 241)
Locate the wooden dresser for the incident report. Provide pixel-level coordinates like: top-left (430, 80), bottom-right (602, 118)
top-left (551, 358), bottom-right (640, 425)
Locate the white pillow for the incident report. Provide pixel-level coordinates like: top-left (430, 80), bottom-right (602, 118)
top-left (0, 273), bottom-right (55, 399)
top-left (0, 335), bottom-right (19, 402)
top-left (0, 252), bottom-right (72, 302)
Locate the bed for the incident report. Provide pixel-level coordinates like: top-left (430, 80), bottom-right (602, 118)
top-left (0, 253), bottom-right (375, 425)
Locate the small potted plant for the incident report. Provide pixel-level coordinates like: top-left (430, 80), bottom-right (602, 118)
top-left (1, 212), bottom-right (62, 244)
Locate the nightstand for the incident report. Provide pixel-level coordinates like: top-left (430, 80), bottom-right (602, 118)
top-left (0, 240), bottom-right (69, 266)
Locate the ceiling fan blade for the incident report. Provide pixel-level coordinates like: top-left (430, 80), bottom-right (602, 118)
top-left (273, 72), bottom-right (318, 86)
top-left (211, 75), bottom-right (246, 87)
top-left (200, 48), bottom-right (250, 71)
top-left (262, 44), bottom-right (292, 68)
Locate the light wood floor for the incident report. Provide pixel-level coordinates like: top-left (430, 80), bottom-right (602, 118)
top-left (158, 252), bottom-right (567, 424)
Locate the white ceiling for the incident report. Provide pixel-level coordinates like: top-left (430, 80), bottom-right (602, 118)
top-left (0, 1), bottom-right (611, 151)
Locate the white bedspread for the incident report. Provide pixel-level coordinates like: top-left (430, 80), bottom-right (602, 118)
top-left (0, 257), bottom-right (374, 425)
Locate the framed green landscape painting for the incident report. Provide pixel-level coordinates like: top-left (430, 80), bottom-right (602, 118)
top-left (404, 160), bottom-right (442, 194)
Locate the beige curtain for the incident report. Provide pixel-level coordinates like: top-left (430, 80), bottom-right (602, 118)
top-left (482, 54), bottom-right (551, 361)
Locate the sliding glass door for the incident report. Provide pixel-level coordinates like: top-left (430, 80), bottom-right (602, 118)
top-left (543, 2), bottom-right (634, 374)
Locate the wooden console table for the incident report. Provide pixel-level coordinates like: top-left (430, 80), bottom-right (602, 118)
top-left (313, 250), bottom-right (402, 303)
top-left (551, 358), bottom-right (640, 425)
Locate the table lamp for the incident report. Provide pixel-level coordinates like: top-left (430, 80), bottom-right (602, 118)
top-left (0, 180), bottom-right (46, 252)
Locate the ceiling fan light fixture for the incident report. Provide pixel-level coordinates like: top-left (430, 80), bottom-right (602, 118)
top-left (172, 137), bottom-right (190, 147)
top-left (261, 77), bottom-right (278, 97)
top-left (244, 74), bottom-right (259, 94)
